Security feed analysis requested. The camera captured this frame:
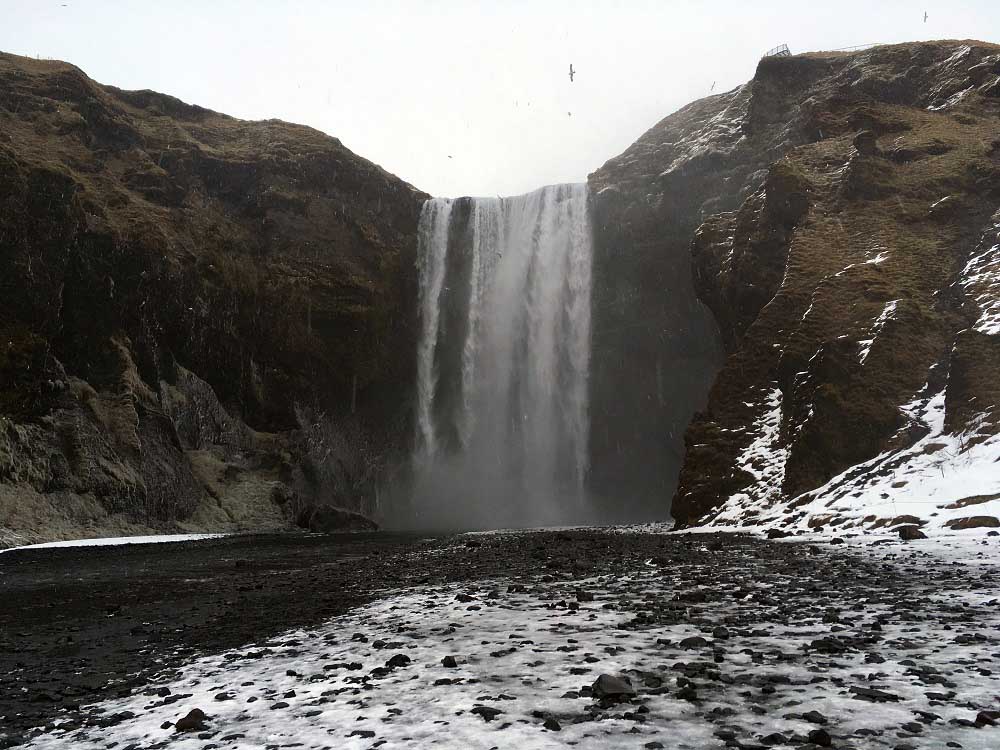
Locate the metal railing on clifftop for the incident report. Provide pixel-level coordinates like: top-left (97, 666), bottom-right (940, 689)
top-left (763, 43), bottom-right (791, 58)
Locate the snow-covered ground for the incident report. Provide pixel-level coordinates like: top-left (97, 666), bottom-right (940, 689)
top-left (0, 533), bottom-right (225, 554)
top-left (23, 533), bottom-right (1000, 749)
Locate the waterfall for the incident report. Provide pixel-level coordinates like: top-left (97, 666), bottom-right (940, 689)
top-left (408, 183), bottom-right (593, 529)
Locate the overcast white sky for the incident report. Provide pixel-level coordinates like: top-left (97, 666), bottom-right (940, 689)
top-left (3, 1), bottom-right (998, 197)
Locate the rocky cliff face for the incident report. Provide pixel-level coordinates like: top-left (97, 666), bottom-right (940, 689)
top-left (593, 40), bottom-right (1000, 533)
top-left (0, 53), bottom-right (425, 546)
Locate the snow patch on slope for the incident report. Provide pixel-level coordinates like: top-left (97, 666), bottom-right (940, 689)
top-left (961, 217), bottom-right (1000, 335)
top-left (701, 382), bottom-right (1000, 536)
top-left (858, 299), bottom-right (899, 365)
top-left (704, 387), bottom-right (789, 526)
top-left (658, 86), bottom-right (749, 178)
top-left (926, 45), bottom-right (975, 110)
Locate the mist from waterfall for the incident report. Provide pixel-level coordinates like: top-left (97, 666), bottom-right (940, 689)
top-left (406, 183), bottom-right (593, 530)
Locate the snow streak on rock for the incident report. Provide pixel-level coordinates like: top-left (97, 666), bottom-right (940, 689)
top-left (926, 46), bottom-right (976, 110)
top-left (709, 387), bottom-right (789, 526)
top-left (858, 299), bottom-right (900, 365)
top-left (703, 382), bottom-right (1000, 536)
top-left (961, 215), bottom-right (1000, 336)
top-left (657, 85), bottom-right (750, 179)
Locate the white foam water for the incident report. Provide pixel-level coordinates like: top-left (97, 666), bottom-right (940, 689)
top-left (408, 184), bottom-right (593, 529)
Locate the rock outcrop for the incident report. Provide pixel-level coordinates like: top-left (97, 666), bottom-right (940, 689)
top-left (593, 40), bottom-right (1000, 532)
top-left (0, 52), bottom-right (425, 546)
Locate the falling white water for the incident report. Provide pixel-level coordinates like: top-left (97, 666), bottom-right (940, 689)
top-left (408, 184), bottom-right (593, 529)
top-left (415, 198), bottom-right (454, 459)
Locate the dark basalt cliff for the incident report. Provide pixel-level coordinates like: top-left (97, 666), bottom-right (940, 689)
top-left (592, 40), bottom-right (1000, 532)
top-left (0, 53), bottom-right (425, 546)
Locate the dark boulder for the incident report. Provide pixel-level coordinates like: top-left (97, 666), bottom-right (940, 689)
top-left (385, 654), bottom-right (411, 669)
top-left (303, 505), bottom-right (378, 533)
top-left (174, 708), bottom-right (208, 732)
top-left (679, 636), bottom-right (710, 649)
top-left (898, 525), bottom-right (928, 540)
top-left (470, 706), bottom-right (503, 722)
top-left (807, 727), bottom-right (833, 746)
top-left (849, 686), bottom-right (901, 702)
top-left (592, 674), bottom-right (637, 700)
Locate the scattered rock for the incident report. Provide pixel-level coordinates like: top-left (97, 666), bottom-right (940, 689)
top-left (305, 506), bottom-right (379, 533)
top-left (385, 654), bottom-right (411, 669)
top-left (802, 710), bottom-right (828, 725)
top-left (976, 710), bottom-right (1000, 727)
top-left (898, 525), bottom-right (928, 540)
top-left (174, 708), bottom-right (208, 733)
top-left (807, 727), bottom-right (832, 746)
top-left (471, 706), bottom-right (504, 722)
top-left (679, 636), bottom-right (709, 649)
top-left (849, 686), bottom-right (901, 702)
top-left (592, 674), bottom-right (636, 700)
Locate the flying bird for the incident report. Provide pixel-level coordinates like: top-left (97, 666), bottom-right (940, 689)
top-left (569, 64), bottom-right (575, 82)
top-left (924, 11), bottom-right (928, 22)
top-left (710, 81), bottom-right (716, 92)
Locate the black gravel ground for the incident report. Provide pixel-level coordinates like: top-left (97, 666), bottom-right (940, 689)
top-left (1, 531), bottom-right (998, 749)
